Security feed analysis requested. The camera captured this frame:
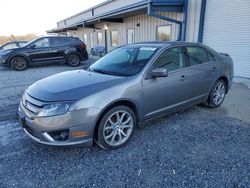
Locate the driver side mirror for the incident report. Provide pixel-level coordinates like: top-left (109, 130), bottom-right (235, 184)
top-left (151, 68), bottom-right (168, 78)
top-left (29, 44), bottom-right (36, 48)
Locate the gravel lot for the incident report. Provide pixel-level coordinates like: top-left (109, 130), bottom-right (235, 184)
top-left (0, 61), bottom-right (249, 187)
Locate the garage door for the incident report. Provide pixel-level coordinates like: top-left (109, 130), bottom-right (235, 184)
top-left (203, 0), bottom-right (250, 78)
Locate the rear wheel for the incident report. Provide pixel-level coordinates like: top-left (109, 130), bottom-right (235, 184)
top-left (207, 79), bottom-right (226, 108)
top-left (67, 54), bottom-right (80, 67)
top-left (96, 106), bottom-right (136, 150)
top-left (11, 56), bottom-right (28, 71)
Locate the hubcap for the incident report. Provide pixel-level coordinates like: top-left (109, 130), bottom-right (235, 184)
top-left (13, 58), bottom-right (26, 69)
top-left (103, 111), bottom-right (133, 147)
top-left (69, 55), bottom-right (79, 65)
top-left (213, 82), bottom-right (225, 105)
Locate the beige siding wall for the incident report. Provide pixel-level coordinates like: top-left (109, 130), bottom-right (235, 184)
top-left (69, 12), bottom-right (182, 50)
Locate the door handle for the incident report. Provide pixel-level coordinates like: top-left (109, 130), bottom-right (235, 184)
top-left (180, 75), bottom-right (188, 81)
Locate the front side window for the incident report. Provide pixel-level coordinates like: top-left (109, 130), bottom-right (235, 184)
top-left (33, 38), bottom-right (50, 48)
top-left (186, 47), bottom-right (211, 66)
top-left (156, 25), bottom-right (172, 41)
top-left (89, 46), bottom-right (158, 76)
top-left (111, 31), bottom-right (118, 47)
top-left (97, 32), bottom-right (103, 45)
top-left (127, 29), bottom-right (135, 44)
top-left (153, 47), bottom-right (185, 72)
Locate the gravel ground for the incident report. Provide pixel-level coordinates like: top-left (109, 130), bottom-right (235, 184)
top-left (0, 61), bottom-right (250, 187)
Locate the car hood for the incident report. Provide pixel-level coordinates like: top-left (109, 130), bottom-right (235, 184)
top-left (27, 70), bottom-right (127, 102)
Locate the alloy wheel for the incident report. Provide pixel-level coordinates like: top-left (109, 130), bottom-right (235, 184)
top-left (212, 82), bottom-right (226, 106)
top-left (68, 54), bottom-right (80, 66)
top-left (13, 57), bottom-right (27, 70)
top-left (103, 110), bottom-right (134, 147)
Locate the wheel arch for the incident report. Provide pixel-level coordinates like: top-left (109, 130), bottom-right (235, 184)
top-left (217, 76), bottom-right (229, 93)
top-left (9, 55), bottom-right (31, 67)
top-left (93, 99), bottom-right (143, 140)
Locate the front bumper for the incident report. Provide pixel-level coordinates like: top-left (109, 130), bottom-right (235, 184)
top-left (18, 103), bottom-right (101, 146)
top-left (0, 57), bottom-right (8, 67)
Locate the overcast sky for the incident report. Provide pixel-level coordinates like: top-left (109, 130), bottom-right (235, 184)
top-left (0, 0), bottom-right (105, 36)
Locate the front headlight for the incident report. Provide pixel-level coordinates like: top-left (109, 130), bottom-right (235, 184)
top-left (0, 50), bottom-right (13, 56)
top-left (37, 103), bottom-right (71, 118)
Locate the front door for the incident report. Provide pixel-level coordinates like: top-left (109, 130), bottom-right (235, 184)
top-left (27, 38), bottom-right (55, 63)
top-left (142, 47), bottom-right (191, 120)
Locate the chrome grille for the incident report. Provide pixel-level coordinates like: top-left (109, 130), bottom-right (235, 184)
top-left (22, 92), bottom-right (45, 118)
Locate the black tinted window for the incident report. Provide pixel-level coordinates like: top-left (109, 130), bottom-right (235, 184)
top-left (153, 47), bottom-right (185, 72)
top-left (186, 47), bottom-right (210, 66)
top-left (50, 38), bottom-right (63, 46)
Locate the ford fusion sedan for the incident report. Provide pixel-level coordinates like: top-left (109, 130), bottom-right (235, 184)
top-left (18, 42), bottom-right (234, 150)
top-left (0, 36), bottom-right (88, 71)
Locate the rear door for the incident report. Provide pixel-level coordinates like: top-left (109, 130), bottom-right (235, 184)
top-left (182, 46), bottom-right (218, 100)
top-left (49, 37), bottom-right (67, 61)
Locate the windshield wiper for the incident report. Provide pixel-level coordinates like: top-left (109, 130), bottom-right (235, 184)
top-left (91, 69), bottom-right (110, 75)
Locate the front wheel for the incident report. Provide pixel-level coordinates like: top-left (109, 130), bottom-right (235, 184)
top-left (11, 56), bottom-right (28, 71)
top-left (67, 54), bottom-right (80, 67)
top-left (96, 106), bottom-right (136, 150)
top-left (207, 79), bottom-right (226, 108)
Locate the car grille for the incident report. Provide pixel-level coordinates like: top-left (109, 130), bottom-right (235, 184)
top-left (22, 92), bottom-right (45, 119)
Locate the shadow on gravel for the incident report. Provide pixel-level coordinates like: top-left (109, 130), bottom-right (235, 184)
top-left (0, 106), bottom-right (249, 187)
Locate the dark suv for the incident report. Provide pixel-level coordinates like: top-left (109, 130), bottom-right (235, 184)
top-left (0, 36), bottom-right (88, 70)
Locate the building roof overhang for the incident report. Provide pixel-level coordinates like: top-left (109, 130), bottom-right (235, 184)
top-left (47, 0), bottom-right (185, 33)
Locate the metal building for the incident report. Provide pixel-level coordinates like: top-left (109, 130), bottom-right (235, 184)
top-left (48, 0), bottom-right (250, 78)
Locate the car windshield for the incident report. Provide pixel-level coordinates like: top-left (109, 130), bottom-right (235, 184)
top-left (89, 46), bottom-right (158, 76)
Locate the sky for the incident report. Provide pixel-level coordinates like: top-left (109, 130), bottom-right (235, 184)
top-left (0, 0), bottom-right (105, 36)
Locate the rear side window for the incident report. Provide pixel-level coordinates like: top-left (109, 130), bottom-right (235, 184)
top-left (50, 38), bottom-right (64, 46)
top-left (153, 47), bottom-right (185, 72)
top-left (186, 47), bottom-right (211, 66)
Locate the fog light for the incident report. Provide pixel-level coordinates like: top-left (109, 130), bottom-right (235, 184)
top-left (48, 130), bottom-right (69, 141)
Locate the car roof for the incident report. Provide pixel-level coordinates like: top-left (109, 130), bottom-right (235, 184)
top-left (127, 41), bottom-right (203, 48)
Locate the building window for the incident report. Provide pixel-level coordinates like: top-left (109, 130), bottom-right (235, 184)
top-left (83, 34), bottom-right (88, 44)
top-left (89, 33), bottom-right (93, 48)
top-left (156, 25), bottom-right (172, 41)
top-left (97, 32), bottom-right (103, 45)
top-left (111, 31), bottom-right (118, 47)
top-left (127, 28), bottom-right (135, 44)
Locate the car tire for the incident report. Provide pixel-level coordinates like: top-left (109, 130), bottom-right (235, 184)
top-left (67, 54), bottom-right (80, 67)
top-left (11, 56), bottom-right (28, 71)
top-left (207, 79), bottom-right (226, 108)
top-left (96, 106), bottom-right (136, 150)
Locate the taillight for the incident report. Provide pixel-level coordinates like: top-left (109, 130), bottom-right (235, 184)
top-left (80, 44), bottom-right (86, 49)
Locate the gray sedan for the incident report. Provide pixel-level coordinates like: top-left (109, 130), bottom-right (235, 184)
top-left (18, 42), bottom-right (234, 150)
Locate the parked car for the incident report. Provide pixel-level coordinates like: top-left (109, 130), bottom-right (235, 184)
top-left (0, 41), bottom-right (27, 50)
top-left (91, 46), bottom-right (106, 57)
top-left (0, 36), bottom-right (88, 70)
top-left (18, 42), bottom-right (234, 150)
